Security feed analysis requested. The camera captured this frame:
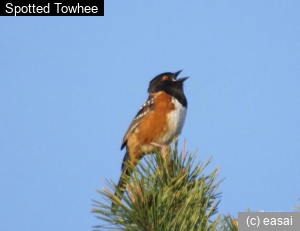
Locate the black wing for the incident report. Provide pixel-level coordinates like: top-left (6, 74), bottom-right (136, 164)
top-left (121, 95), bottom-right (155, 150)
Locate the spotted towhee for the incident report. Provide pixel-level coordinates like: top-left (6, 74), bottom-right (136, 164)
top-left (114, 70), bottom-right (188, 203)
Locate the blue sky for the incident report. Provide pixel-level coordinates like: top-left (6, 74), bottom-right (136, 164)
top-left (1, 1), bottom-right (300, 230)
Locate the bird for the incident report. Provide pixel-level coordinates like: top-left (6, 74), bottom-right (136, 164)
top-left (113, 70), bottom-right (188, 206)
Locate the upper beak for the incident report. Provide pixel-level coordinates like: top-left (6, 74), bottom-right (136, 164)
top-left (173, 70), bottom-right (182, 79)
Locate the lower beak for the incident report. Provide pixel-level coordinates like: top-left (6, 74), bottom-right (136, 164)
top-left (176, 77), bottom-right (189, 82)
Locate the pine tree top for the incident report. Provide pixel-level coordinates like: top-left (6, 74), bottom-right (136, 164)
top-left (93, 143), bottom-right (223, 230)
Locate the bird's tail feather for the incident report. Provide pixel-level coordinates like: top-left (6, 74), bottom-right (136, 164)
top-left (118, 151), bottom-right (131, 189)
top-left (112, 151), bottom-right (131, 211)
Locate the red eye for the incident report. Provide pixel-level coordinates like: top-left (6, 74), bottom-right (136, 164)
top-left (162, 76), bottom-right (168, 81)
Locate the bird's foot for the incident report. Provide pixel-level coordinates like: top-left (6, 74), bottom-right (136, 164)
top-left (150, 142), bottom-right (162, 148)
top-left (151, 142), bottom-right (170, 162)
top-left (160, 145), bottom-right (170, 162)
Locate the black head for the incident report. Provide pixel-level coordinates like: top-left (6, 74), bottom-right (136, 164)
top-left (148, 70), bottom-right (188, 93)
top-left (148, 70), bottom-right (188, 107)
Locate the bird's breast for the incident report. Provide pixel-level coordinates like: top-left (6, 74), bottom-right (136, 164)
top-left (159, 97), bottom-right (187, 145)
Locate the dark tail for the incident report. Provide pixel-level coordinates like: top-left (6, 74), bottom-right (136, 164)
top-left (117, 151), bottom-right (131, 189)
top-left (112, 151), bottom-right (131, 210)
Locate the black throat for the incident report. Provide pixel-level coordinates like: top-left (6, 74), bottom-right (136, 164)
top-left (164, 87), bottom-right (188, 108)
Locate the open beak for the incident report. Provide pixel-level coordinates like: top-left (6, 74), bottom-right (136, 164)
top-left (173, 70), bottom-right (189, 82)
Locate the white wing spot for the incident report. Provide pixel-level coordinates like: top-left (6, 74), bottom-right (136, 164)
top-left (135, 96), bottom-right (156, 121)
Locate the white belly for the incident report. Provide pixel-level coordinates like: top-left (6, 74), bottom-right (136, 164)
top-left (159, 97), bottom-right (187, 145)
